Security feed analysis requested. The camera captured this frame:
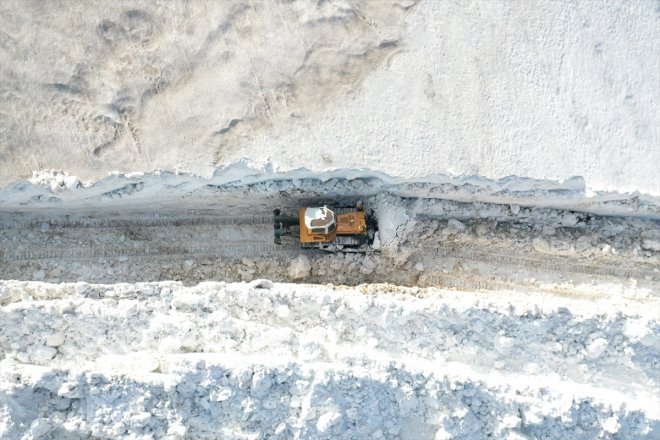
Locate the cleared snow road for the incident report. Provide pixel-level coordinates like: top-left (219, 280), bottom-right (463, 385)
top-left (1, 195), bottom-right (658, 300)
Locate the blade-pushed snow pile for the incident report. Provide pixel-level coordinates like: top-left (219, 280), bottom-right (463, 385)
top-left (0, 281), bottom-right (657, 439)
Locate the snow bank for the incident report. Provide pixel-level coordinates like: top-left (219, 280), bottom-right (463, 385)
top-left (1, 166), bottom-right (658, 218)
top-left (1, 281), bottom-right (658, 439)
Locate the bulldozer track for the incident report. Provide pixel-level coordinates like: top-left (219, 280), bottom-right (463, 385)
top-left (0, 209), bottom-right (302, 268)
top-left (1, 241), bottom-right (299, 262)
top-left (425, 247), bottom-right (658, 281)
top-left (0, 215), bottom-right (272, 230)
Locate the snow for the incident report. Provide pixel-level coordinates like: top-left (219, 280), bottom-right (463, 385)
top-left (0, 0), bottom-right (658, 438)
top-left (288, 255), bottom-right (312, 280)
top-left (2, 166), bottom-right (658, 222)
top-left (0, 1), bottom-right (658, 195)
top-left (0, 281), bottom-right (658, 439)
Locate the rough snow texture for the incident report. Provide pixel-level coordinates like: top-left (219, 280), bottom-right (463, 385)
top-left (0, 0), bottom-right (658, 195)
top-left (1, 1), bottom-right (659, 438)
top-left (2, 167), bottom-right (659, 217)
top-left (2, 190), bottom-right (658, 289)
top-left (1, 281), bottom-right (658, 439)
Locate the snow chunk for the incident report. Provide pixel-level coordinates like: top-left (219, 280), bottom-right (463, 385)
top-left (641, 239), bottom-right (660, 251)
top-left (167, 421), bottom-right (187, 438)
top-left (585, 338), bottom-right (608, 359)
top-left (289, 255), bottom-right (311, 280)
top-left (316, 410), bottom-right (341, 433)
top-left (275, 303), bottom-right (290, 319)
top-left (29, 418), bottom-right (52, 438)
top-left (447, 219), bottom-right (466, 231)
top-left (249, 279), bottom-right (273, 289)
top-left (45, 332), bottom-right (65, 347)
top-left (360, 256), bottom-right (377, 275)
top-left (210, 388), bottom-right (233, 402)
top-left (376, 203), bottom-right (410, 252)
top-left (602, 416), bottom-right (620, 434)
top-left (32, 345), bottom-right (57, 363)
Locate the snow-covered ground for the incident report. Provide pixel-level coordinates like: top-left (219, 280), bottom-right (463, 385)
top-left (0, 0), bottom-right (658, 194)
top-left (1, 281), bottom-right (658, 439)
top-left (1, 1), bottom-right (659, 439)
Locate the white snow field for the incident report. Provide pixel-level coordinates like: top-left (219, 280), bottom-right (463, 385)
top-left (0, 0), bottom-right (658, 195)
top-left (1, 1), bottom-right (659, 439)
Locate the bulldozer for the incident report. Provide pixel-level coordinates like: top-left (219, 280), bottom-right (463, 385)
top-left (273, 204), bottom-right (377, 251)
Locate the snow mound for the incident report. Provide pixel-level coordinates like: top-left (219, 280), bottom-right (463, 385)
top-left (1, 281), bottom-right (658, 439)
top-left (289, 255), bottom-right (312, 280)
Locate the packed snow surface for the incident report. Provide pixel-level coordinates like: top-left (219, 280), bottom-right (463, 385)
top-left (0, 0), bottom-right (658, 194)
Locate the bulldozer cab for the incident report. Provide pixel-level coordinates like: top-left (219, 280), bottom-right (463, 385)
top-left (303, 206), bottom-right (337, 235)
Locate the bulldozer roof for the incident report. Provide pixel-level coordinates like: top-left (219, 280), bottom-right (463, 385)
top-left (304, 206), bottom-right (335, 229)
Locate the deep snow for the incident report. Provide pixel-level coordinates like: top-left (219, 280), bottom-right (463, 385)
top-left (1, 281), bottom-right (658, 439)
top-left (1, 0), bottom-right (659, 438)
top-left (0, 0), bottom-right (658, 194)
top-left (1, 166), bottom-right (658, 217)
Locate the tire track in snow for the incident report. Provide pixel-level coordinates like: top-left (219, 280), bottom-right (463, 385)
top-left (1, 205), bottom-right (657, 288)
top-left (0, 214), bottom-right (272, 229)
top-left (0, 211), bottom-right (290, 264)
top-left (0, 242), bottom-right (298, 262)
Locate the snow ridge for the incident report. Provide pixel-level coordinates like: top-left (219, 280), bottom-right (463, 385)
top-left (1, 281), bottom-right (657, 439)
top-left (2, 167), bottom-right (658, 217)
